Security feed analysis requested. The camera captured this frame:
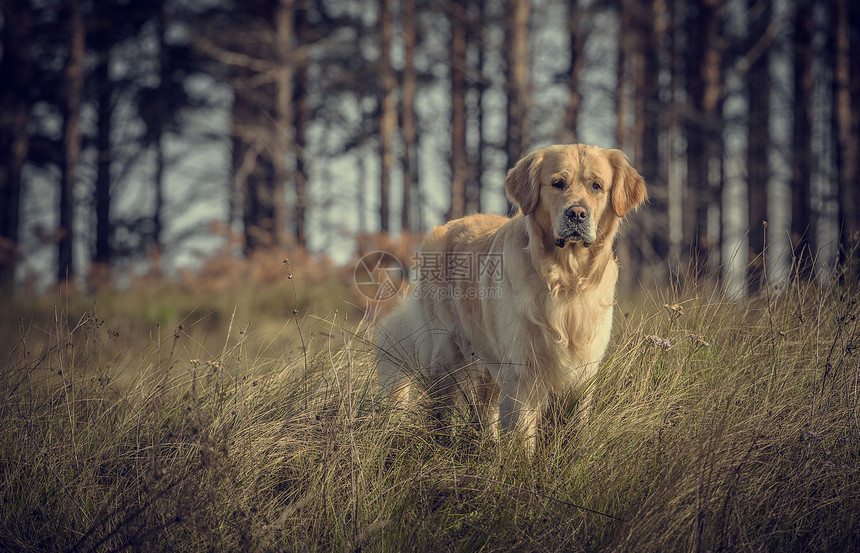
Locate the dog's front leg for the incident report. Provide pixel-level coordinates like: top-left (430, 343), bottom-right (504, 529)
top-left (475, 369), bottom-right (501, 439)
top-left (498, 374), bottom-right (544, 454)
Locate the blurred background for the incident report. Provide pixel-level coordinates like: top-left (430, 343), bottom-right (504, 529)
top-left (1, 0), bottom-right (858, 299)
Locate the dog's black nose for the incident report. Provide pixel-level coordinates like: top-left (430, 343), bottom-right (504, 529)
top-left (565, 205), bottom-right (589, 221)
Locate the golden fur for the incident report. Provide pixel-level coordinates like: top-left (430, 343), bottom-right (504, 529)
top-left (376, 144), bottom-right (646, 450)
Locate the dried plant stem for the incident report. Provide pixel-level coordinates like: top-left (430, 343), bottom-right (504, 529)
top-left (54, 305), bottom-right (79, 472)
top-left (284, 258), bottom-right (309, 404)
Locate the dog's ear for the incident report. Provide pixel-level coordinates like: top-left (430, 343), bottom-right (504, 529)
top-left (608, 149), bottom-right (647, 217)
top-left (505, 150), bottom-right (543, 215)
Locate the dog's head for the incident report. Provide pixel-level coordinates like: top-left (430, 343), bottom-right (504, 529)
top-left (505, 144), bottom-right (647, 248)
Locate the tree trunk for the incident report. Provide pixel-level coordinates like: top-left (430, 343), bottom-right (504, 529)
top-left (833, 0), bottom-right (860, 270)
top-left (272, 0), bottom-right (295, 249)
top-left (0, 0), bottom-right (33, 292)
top-left (293, 0), bottom-right (310, 248)
top-left (465, 0), bottom-right (484, 215)
top-left (616, 0), bottom-right (631, 153)
top-left (683, 0), bottom-right (724, 277)
top-left (790, 0), bottom-right (815, 280)
top-left (233, 67), bottom-right (278, 253)
top-left (664, 0), bottom-right (682, 264)
top-left (632, 0), bottom-right (665, 266)
top-left (58, 0), bottom-right (85, 283)
top-left (232, 85), bottom-right (257, 254)
top-left (93, 0), bottom-right (113, 278)
top-left (226, 3), bottom-right (291, 253)
top-left (152, 0), bottom-right (170, 260)
top-left (401, 0), bottom-right (418, 231)
top-left (504, 0), bottom-right (530, 214)
top-left (449, 4), bottom-right (468, 221)
top-left (615, 0), bottom-right (636, 290)
top-left (746, 0), bottom-right (771, 293)
top-left (378, 0), bottom-right (396, 233)
top-left (560, 0), bottom-right (584, 143)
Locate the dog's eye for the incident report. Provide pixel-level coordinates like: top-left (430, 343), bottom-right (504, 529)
top-left (591, 181), bottom-right (603, 191)
top-left (551, 179), bottom-right (565, 189)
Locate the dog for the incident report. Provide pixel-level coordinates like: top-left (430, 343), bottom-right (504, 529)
top-left (376, 144), bottom-right (646, 451)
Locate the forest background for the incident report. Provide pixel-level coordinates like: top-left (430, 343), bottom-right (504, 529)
top-left (1, 0), bottom-right (859, 298)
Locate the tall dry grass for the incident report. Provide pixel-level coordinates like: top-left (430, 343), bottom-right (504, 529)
top-left (0, 256), bottom-right (858, 552)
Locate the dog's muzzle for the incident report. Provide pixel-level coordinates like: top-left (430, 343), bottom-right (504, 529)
top-left (555, 204), bottom-right (594, 248)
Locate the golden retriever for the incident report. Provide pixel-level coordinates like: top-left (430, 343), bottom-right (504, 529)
top-left (376, 144), bottom-right (646, 450)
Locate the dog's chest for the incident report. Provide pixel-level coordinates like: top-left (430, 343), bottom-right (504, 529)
top-left (547, 286), bottom-right (613, 350)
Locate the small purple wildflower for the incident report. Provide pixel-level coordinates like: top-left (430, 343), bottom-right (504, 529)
top-left (643, 334), bottom-right (673, 349)
top-left (686, 334), bottom-right (711, 347)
